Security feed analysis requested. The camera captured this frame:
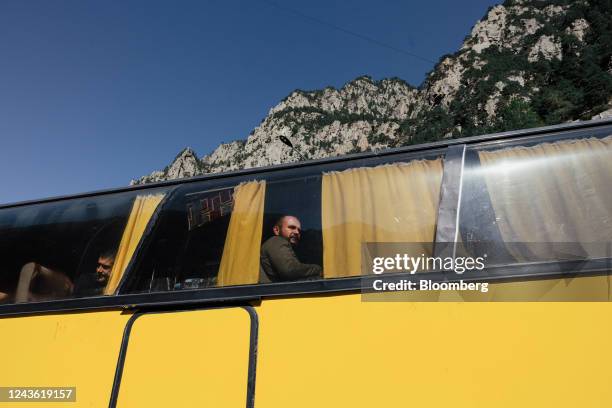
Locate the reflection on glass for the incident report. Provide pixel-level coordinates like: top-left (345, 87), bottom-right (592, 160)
top-left (125, 155), bottom-right (444, 292)
top-left (322, 159), bottom-right (443, 277)
top-left (460, 135), bottom-right (612, 264)
top-left (125, 183), bottom-right (237, 293)
top-left (0, 191), bottom-right (166, 304)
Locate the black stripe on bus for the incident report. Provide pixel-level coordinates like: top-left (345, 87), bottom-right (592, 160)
top-left (1, 256), bottom-right (612, 317)
top-left (243, 306), bottom-right (259, 408)
top-left (108, 311), bottom-right (142, 408)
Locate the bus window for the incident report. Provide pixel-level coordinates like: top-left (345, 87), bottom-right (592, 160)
top-left (127, 174), bottom-right (323, 291)
top-left (257, 176), bottom-right (322, 283)
top-left (322, 158), bottom-right (444, 278)
top-left (252, 156), bottom-right (444, 283)
top-left (459, 133), bottom-right (612, 266)
top-left (125, 152), bottom-right (446, 293)
top-left (124, 182), bottom-right (239, 292)
top-left (0, 189), bottom-right (167, 304)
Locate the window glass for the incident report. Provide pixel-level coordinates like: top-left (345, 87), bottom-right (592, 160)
top-left (0, 189), bottom-right (168, 304)
top-left (458, 132), bottom-right (612, 266)
top-left (125, 150), bottom-right (445, 293)
top-left (124, 182), bottom-right (238, 292)
top-left (322, 158), bottom-right (444, 278)
top-left (258, 176), bottom-right (322, 283)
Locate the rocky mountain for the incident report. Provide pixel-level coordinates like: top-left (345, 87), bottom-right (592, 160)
top-left (132, 0), bottom-right (612, 185)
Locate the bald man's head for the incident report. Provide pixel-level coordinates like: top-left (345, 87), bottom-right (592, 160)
top-left (273, 215), bottom-right (302, 246)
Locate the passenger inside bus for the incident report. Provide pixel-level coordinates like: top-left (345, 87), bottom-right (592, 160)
top-left (74, 249), bottom-right (117, 296)
top-left (259, 215), bottom-right (322, 283)
top-left (14, 263), bottom-right (74, 303)
top-left (12, 249), bottom-right (117, 302)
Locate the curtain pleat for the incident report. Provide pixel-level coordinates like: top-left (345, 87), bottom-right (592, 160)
top-left (322, 160), bottom-right (443, 278)
top-left (217, 181), bottom-right (266, 286)
top-left (478, 136), bottom-right (612, 261)
top-left (104, 194), bottom-right (165, 295)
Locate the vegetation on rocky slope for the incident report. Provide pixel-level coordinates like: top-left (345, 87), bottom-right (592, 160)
top-left (133, 0), bottom-right (611, 184)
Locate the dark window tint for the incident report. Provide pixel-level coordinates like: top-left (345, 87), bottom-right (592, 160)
top-left (263, 176), bottom-right (322, 268)
top-left (125, 148), bottom-right (445, 293)
top-left (0, 188), bottom-right (168, 304)
top-left (124, 182), bottom-right (236, 292)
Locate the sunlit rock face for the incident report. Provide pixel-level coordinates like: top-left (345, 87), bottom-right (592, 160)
top-left (528, 35), bottom-right (563, 62)
top-left (131, 148), bottom-right (202, 185)
top-left (133, 0), bottom-right (612, 184)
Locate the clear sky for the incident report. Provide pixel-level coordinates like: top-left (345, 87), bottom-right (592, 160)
top-left (0, 0), bottom-right (500, 205)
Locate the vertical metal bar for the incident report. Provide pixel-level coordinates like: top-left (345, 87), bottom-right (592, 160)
top-left (108, 306), bottom-right (258, 408)
top-left (434, 144), bottom-right (466, 258)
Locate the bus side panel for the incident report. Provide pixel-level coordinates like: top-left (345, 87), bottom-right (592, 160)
top-left (115, 308), bottom-right (252, 407)
top-left (0, 310), bottom-right (131, 407)
top-left (254, 293), bottom-right (612, 408)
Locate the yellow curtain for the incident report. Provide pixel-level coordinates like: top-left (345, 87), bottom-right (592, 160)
top-left (104, 194), bottom-right (166, 295)
top-left (217, 181), bottom-right (266, 286)
top-left (322, 159), bottom-right (443, 278)
top-left (478, 136), bottom-right (612, 261)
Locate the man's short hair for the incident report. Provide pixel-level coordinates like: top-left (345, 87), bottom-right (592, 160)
top-left (274, 215), bottom-right (289, 229)
top-left (100, 248), bottom-right (117, 260)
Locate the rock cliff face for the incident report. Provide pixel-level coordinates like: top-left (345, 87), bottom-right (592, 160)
top-left (132, 0), bottom-right (612, 185)
top-left (138, 148), bottom-right (203, 184)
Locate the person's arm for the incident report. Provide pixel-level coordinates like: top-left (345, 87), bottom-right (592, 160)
top-left (35, 265), bottom-right (74, 295)
top-left (267, 239), bottom-right (322, 281)
top-left (15, 262), bottom-right (73, 302)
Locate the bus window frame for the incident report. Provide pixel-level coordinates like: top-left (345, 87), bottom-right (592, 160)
top-left (119, 145), bottom-right (447, 293)
top-left (432, 124), bottom-right (612, 279)
top-left (108, 187), bottom-right (179, 295)
top-left (0, 118), bottom-right (610, 316)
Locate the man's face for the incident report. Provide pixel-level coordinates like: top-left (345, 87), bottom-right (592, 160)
top-left (274, 216), bottom-right (302, 246)
top-left (96, 256), bottom-right (114, 285)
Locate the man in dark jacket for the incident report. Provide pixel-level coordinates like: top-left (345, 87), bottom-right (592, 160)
top-left (260, 215), bottom-right (322, 283)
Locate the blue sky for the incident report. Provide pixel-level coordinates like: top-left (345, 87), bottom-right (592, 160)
top-left (0, 0), bottom-right (500, 204)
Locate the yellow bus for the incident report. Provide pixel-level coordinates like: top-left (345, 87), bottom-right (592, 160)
top-left (1, 118), bottom-right (611, 407)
